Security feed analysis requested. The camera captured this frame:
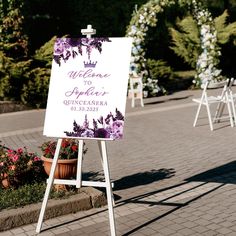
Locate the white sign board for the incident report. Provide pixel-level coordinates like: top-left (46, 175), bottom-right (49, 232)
top-left (43, 37), bottom-right (132, 140)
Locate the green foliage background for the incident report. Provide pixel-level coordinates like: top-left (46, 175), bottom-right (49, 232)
top-left (0, 0), bottom-right (236, 105)
top-left (169, 9), bottom-right (236, 77)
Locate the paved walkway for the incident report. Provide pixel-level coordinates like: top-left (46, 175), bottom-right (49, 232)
top-left (1, 88), bottom-right (236, 236)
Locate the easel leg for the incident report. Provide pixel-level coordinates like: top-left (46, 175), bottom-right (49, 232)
top-left (76, 140), bottom-right (84, 188)
top-left (100, 140), bottom-right (116, 236)
top-left (98, 141), bottom-right (115, 206)
top-left (36, 138), bottom-right (62, 233)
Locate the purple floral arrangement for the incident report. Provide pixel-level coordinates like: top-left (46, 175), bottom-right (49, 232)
top-left (64, 108), bottom-right (124, 140)
top-left (53, 37), bottom-right (111, 66)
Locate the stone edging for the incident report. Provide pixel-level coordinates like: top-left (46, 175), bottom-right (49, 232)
top-left (0, 187), bottom-right (107, 232)
top-left (0, 101), bottom-right (32, 114)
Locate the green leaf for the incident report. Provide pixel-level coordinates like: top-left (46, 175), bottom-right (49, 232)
top-left (214, 10), bottom-right (236, 44)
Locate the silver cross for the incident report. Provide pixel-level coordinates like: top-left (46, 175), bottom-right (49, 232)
top-left (81, 25), bottom-right (96, 38)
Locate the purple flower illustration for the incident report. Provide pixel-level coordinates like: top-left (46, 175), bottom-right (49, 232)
top-left (53, 37), bottom-right (111, 66)
top-left (94, 128), bottom-right (110, 138)
top-left (54, 38), bottom-right (70, 55)
top-left (109, 120), bottom-right (124, 139)
top-left (81, 129), bottom-right (94, 138)
top-left (64, 109), bottom-right (124, 140)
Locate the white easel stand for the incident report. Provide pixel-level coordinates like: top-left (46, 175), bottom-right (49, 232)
top-left (36, 25), bottom-right (116, 236)
top-left (36, 139), bottom-right (116, 235)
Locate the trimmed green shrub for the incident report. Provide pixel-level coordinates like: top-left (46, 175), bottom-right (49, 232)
top-left (34, 36), bottom-right (55, 67)
top-left (21, 67), bottom-right (50, 108)
top-left (20, 36), bottom-right (55, 108)
top-left (146, 59), bottom-right (173, 94)
top-left (0, 52), bottom-right (11, 99)
top-left (147, 59), bottom-right (173, 81)
top-left (0, 182), bottom-right (77, 210)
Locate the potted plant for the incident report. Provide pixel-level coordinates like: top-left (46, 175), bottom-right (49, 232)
top-left (40, 138), bottom-right (87, 179)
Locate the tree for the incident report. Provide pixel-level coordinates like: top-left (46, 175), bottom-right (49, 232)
top-left (169, 10), bottom-right (236, 73)
top-left (0, 0), bottom-right (28, 58)
top-left (215, 10), bottom-right (236, 44)
top-left (0, 0), bottom-right (32, 101)
top-left (169, 16), bottom-right (200, 68)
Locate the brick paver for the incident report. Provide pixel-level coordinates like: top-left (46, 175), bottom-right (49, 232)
top-left (1, 88), bottom-right (236, 235)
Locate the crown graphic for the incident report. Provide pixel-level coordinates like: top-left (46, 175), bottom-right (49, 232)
top-left (83, 60), bottom-right (97, 68)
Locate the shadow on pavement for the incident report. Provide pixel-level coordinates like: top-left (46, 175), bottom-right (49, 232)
top-left (114, 168), bottom-right (175, 191)
top-left (185, 160), bottom-right (236, 184)
top-left (82, 168), bottom-right (176, 191)
top-left (42, 162), bottom-right (235, 235)
top-left (120, 161), bottom-right (236, 235)
top-left (145, 95), bottom-right (192, 106)
top-left (121, 181), bottom-right (225, 236)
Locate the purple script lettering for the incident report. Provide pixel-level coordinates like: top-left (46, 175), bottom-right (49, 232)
top-left (65, 87), bottom-right (109, 99)
top-left (67, 69), bottom-right (110, 79)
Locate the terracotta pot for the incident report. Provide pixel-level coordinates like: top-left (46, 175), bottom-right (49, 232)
top-left (2, 178), bottom-right (10, 188)
top-left (1, 175), bottom-right (10, 188)
top-left (41, 156), bottom-right (77, 179)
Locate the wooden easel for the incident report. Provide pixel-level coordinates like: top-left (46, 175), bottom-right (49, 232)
top-left (36, 25), bottom-right (116, 236)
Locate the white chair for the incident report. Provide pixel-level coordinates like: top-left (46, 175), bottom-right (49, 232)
top-left (226, 78), bottom-right (236, 126)
top-left (129, 73), bottom-right (144, 108)
top-left (213, 78), bottom-right (236, 126)
top-left (192, 79), bottom-right (234, 131)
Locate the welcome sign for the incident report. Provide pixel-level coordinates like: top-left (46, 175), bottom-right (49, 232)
top-left (43, 37), bottom-right (132, 140)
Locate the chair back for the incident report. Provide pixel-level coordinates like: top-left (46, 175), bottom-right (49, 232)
top-left (129, 73), bottom-right (144, 107)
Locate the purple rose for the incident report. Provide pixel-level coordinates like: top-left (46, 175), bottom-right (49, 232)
top-left (109, 120), bottom-right (124, 140)
top-left (94, 128), bottom-right (110, 138)
top-left (81, 129), bottom-right (94, 138)
top-left (54, 38), bottom-right (70, 55)
top-left (112, 120), bottom-right (124, 129)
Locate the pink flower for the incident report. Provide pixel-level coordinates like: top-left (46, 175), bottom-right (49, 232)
top-left (11, 154), bottom-right (19, 162)
top-left (0, 162), bottom-right (4, 166)
top-left (9, 165), bottom-right (16, 171)
top-left (7, 149), bottom-right (14, 157)
top-left (17, 148), bottom-right (23, 154)
top-left (34, 156), bottom-right (41, 161)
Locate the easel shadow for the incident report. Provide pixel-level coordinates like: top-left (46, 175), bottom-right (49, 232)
top-left (40, 161), bottom-right (236, 235)
top-left (185, 160), bottom-right (236, 184)
top-left (83, 168), bottom-right (176, 201)
top-left (119, 161), bottom-right (236, 235)
top-left (40, 169), bottom-right (175, 232)
top-left (114, 168), bottom-right (176, 191)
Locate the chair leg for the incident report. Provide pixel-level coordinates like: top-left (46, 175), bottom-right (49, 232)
top-left (131, 97), bottom-right (135, 108)
top-left (213, 102), bottom-right (223, 123)
top-left (205, 103), bottom-right (214, 131)
top-left (230, 92), bottom-right (236, 126)
top-left (226, 93), bottom-right (234, 127)
top-left (140, 97), bottom-right (144, 107)
top-left (232, 102), bottom-right (236, 126)
top-left (193, 102), bottom-right (202, 127)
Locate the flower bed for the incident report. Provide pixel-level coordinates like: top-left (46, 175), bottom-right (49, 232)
top-left (0, 141), bottom-right (79, 210)
top-left (0, 141), bottom-right (46, 189)
top-left (0, 182), bottom-right (78, 211)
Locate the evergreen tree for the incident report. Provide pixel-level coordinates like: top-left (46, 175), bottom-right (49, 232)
top-left (0, 0), bottom-right (30, 100)
top-left (169, 16), bottom-right (200, 68)
top-left (169, 10), bottom-right (236, 69)
top-left (0, 0), bottom-right (28, 58)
